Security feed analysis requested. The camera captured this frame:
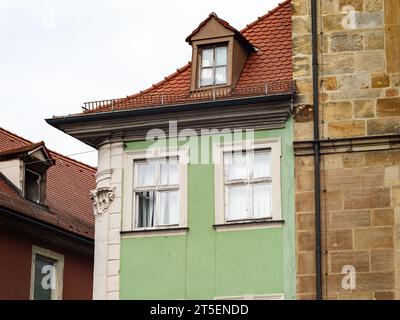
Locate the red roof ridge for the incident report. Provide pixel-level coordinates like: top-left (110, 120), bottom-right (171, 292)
top-left (0, 141), bottom-right (45, 157)
top-left (49, 150), bottom-right (97, 173)
top-left (240, 0), bottom-right (291, 33)
top-left (0, 127), bottom-right (33, 146)
top-left (125, 62), bottom-right (191, 99)
top-left (0, 127), bottom-right (96, 173)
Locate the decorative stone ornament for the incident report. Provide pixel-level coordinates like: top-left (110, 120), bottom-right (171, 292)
top-left (90, 187), bottom-right (116, 218)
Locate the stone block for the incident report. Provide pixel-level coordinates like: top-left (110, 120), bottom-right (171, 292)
top-left (330, 210), bottom-right (371, 229)
top-left (327, 120), bottom-right (365, 138)
top-left (372, 208), bottom-right (395, 226)
top-left (356, 272), bottom-right (394, 291)
top-left (324, 76), bottom-right (338, 91)
top-left (364, 30), bottom-right (384, 50)
top-left (342, 152), bottom-right (365, 167)
top-left (376, 98), bottom-right (400, 117)
top-left (339, 0), bottom-right (362, 11)
top-left (296, 192), bottom-right (316, 212)
top-left (327, 229), bottom-right (353, 250)
top-left (372, 73), bottom-right (390, 88)
top-left (322, 0), bottom-right (339, 14)
top-left (297, 213), bottom-right (315, 231)
top-left (293, 16), bottom-right (310, 34)
top-left (298, 252), bottom-right (316, 275)
top-left (385, 88), bottom-right (399, 97)
top-left (293, 55), bottom-right (311, 78)
top-left (355, 51), bottom-right (385, 73)
top-left (364, 0), bottom-right (383, 12)
top-left (338, 73), bottom-right (369, 90)
top-left (367, 118), bottom-right (400, 135)
top-left (384, 167), bottom-right (400, 187)
top-left (323, 14), bottom-right (346, 33)
top-left (331, 32), bottom-right (363, 52)
top-left (370, 249), bottom-right (394, 271)
top-left (391, 74), bottom-right (400, 87)
top-left (293, 34), bottom-right (312, 55)
top-left (297, 275), bottom-right (316, 294)
top-left (374, 291), bottom-right (395, 300)
top-left (324, 101), bottom-right (353, 120)
top-left (329, 250), bottom-right (370, 273)
top-left (325, 191), bottom-right (344, 211)
top-left (297, 231), bottom-right (316, 251)
top-left (386, 26), bottom-right (400, 73)
top-left (338, 291), bottom-right (374, 300)
top-left (343, 188), bottom-right (391, 210)
top-left (354, 227), bottom-right (393, 249)
top-left (292, 0), bottom-right (308, 16)
top-left (323, 53), bottom-right (355, 75)
top-left (354, 100), bottom-right (375, 118)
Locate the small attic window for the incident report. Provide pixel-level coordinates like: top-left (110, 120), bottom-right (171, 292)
top-left (199, 45), bottom-right (228, 87)
top-left (25, 169), bottom-right (42, 204)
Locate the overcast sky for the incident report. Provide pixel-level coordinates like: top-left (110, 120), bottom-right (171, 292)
top-left (0, 0), bottom-right (282, 166)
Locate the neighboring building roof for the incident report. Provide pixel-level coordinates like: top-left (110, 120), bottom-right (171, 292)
top-left (81, 0), bottom-right (292, 113)
top-left (0, 128), bottom-right (96, 238)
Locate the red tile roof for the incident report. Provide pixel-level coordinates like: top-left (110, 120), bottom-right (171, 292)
top-left (0, 128), bottom-right (95, 238)
top-left (81, 0), bottom-right (292, 113)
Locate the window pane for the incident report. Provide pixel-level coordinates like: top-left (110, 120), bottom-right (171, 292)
top-left (225, 151), bottom-right (247, 180)
top-left (25, 170), bottom-right (40, 203)
top-left (33, 255), bottom-right (55, 300)
top-left (200, 68), bottom-right (214, 86)
top-left (215, 46), bottom-right (227, 66)
top-left (136, 162), bottom-right (156, 187)
top-left (161, 161), bottom-right (178, 185)
top-left (159, 191), bottom-right (179, 225)
top-left (253, 151), bottom-right (271, 178)
top-left (201, 48), bottom-right (213, 67)
top-left (215, 66), bottom-right (227, 84)
top-left (227, 185), bottom-right (249, 220)
top-left (137, 191), bottom-right (155, 227)
top-left (252, 183), bottom-right (271, 218)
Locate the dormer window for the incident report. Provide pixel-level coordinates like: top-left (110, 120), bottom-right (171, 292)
top-left (199, 45), bottom-right (228, 87)
top-left (24, 169), bottom-right (42, 204)
top-left (186, 12), bottom-right (255, 92)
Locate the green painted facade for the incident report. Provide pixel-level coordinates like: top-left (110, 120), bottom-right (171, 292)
top-left (119, 119), bottom-right (295, 299)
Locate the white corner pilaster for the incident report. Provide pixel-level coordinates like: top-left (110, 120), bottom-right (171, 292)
top-left (92, 140), bottom-right (124, 300)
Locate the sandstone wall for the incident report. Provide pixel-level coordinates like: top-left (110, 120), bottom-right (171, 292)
top-left (293, 0), bottom-right (400, 299)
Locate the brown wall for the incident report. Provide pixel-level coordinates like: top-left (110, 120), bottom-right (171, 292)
top-left (0, 226), bottom-right (93, 300)
top-left (293, 0), bottom-right (400, 299)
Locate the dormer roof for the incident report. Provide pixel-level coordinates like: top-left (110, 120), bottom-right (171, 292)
top-left (0, 141), bottom-right (55, 166)
top-left (185, 12), bottom-right (255, 53)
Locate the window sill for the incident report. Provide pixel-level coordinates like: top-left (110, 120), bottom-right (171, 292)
top-left (120, 226), bottom-right (189, 238)
top-left (213, 219), bottom-right (284, 232)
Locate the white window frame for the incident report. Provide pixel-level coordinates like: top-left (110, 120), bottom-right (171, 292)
top-left (199, 44), bottom-right (228, 87)
top-left (30, 246), bottom-right (64, 300)
top-left (122, 147), bottom-right (189, 232)
top-left (213, 138), bottom-right (281, 225)
top-left (214, 293), bottom-right (284, 300)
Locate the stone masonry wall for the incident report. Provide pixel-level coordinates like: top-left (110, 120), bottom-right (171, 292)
top-left (293, 0), bottom-right (400, 299)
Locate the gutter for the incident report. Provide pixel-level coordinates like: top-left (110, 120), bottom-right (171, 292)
top-left (311, 0), bottom-right (323, 300)
top-left (45, 93), bottom-right (293, 128)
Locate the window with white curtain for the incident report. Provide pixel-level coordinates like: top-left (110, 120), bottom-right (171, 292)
top-left (214, 139), bottom-right (282, 226)
top-left (199, 45), bottom-right (228, 87)
top-left (134, 158), bottom-right (180, 228)
top-left (224, 150), bottom-right (272, 221)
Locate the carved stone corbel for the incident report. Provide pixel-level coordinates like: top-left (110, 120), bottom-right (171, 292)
top-left (90, 187), bottom-right (116, 219)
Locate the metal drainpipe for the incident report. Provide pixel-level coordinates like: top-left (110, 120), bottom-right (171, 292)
top-left (311, 0), bottom-right (323, 300)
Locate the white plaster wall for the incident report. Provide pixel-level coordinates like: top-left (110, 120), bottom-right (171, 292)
top-left (92, 141), bottom-right (123, 300)
top-left (0, 159), bottom-right (22, 190)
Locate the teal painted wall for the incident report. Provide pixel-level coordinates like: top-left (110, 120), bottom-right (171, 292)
top-left (119, 119), bottom-right (295, 299)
